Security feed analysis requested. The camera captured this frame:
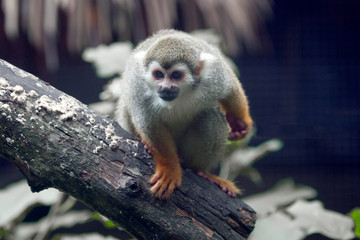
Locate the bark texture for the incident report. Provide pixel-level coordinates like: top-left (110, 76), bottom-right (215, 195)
top-left (0, 59), bottom-right (256, 240)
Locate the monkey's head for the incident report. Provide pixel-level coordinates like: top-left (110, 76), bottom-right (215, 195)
top-left (135, 37), bottom-right (214, 105)
top-left (147, 62), bottom-right (189, 102)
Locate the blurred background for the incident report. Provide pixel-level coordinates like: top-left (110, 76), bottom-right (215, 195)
top-left (0, 0), bottom-right (359, 237)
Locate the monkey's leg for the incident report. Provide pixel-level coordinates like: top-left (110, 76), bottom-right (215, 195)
top-left (197, 171), bottom-right (241, 197)
top-left (220, 96), bottom-right (253, 141)
top-left (179, 109), bottom-right (240, 197)
top-left (220, 70), bottom-right (253, 141)
top-left (139, 129), bottom-right (182, 199)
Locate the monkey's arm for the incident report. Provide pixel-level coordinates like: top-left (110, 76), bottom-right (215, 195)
top-left (220, 70), bottom-right (253, 141)
top-left (138, 127), bottom-right (182, 199)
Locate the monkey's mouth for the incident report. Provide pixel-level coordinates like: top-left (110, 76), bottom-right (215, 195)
top-left (157, 88), bottom-right (179, 102)
top-left (158, 92), bottom-right (178, 101)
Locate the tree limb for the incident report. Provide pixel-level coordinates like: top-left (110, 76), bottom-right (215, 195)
top-left (0, 59), bottom-right (256, 240)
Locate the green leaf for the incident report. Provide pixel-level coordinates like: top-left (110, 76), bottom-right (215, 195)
top-left (0, 228), bottom-right (9, 237)
top-left (91, 212), bottom-right (101, 221)
top-left (91, 213), bottom-right (117, 229)
top-left (350, 208), bottom-right (360, 238)
top-left (104, 221), bottom-right (116, 228)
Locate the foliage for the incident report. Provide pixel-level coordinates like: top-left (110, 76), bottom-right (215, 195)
top-left (0, 181), bottom-right (126, 240)
top-left (243, 179), bottom-right (356, 240)
top-left (221, 128), bottom-right (283, 183)
top-left (1, 178), bottom-right (356, 240)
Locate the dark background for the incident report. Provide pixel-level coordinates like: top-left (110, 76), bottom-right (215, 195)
top-left (0, 0), bottom-right (359, 233)
top-left (237, 0), bottom-right (360, 215)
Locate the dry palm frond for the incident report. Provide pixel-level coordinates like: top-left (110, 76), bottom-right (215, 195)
top-left (1, 0), bottom-right (272, 71)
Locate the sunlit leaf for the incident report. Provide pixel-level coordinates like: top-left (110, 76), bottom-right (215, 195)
top-left (242, 179), bottom-right (317, 216)
top-left (220, 128), bottom-right (283, 183)
top-left (0, 180), bottom-right (62, 228)
top-left (249, 212), bottom-right (306, 240)
top-left (82, 42), bottom-right (133, 78)
top-left (286, 200), bottom-right (355, 240)
top-left (14, 211), bottom-right (92, 239)
top-left (250, 199), bottom-right (356, 240)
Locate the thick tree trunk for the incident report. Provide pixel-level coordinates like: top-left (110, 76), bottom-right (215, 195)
top-left (0, 59), bottom-right (256, 240)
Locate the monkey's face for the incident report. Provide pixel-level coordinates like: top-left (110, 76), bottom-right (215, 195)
top-left (146, 61), bottom-right (197, 104)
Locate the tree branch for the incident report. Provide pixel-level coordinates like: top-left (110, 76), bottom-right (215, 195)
top-left (0, 59), bottom-right (256, 240)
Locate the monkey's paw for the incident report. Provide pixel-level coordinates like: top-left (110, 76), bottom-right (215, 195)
top-left (226, 114), bottom-right (251, 141)
top-left (141, 140), bottom-right (152, 154)
top-left (150, 166), bottom-right (182, 199)
top-left (197, 171), bottom-right (241, 197)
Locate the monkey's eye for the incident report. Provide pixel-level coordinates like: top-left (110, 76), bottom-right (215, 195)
top-left (153, 70), bottom-right (164, 79)
top-left (171, 71), bottom-right (183, 80)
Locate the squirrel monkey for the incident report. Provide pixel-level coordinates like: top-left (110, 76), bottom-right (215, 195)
top-left (116, 29), bottom-right (253, 199)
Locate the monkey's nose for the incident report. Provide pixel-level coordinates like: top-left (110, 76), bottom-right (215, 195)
top-left (157, 87), bottom-right (179, 101)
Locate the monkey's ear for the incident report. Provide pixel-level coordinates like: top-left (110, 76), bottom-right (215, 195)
top-left (134, 51), bottom-right (146, 60)
top-left (200, 52), bottom-right (216, 62)
top-left (195, 52), bottom-right (216, 76)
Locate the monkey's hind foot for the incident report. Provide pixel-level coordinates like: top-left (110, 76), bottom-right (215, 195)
top-left (150, 165), bottom-right (182, 200)
top-left (197, 171), bottom-right (241, 197)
